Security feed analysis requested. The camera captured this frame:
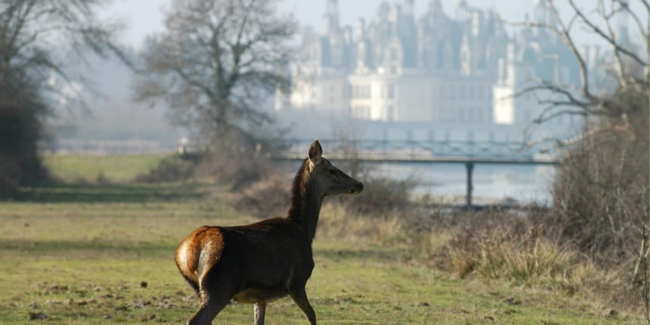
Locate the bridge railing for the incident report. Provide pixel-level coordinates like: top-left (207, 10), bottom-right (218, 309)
top-left (278, 139), bottom-right (550, 161)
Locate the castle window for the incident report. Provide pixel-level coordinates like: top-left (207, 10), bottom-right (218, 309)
top-left (390, 48), bottom-right (398, 60)
top-left (388, 84), bottom-right (395, 99)
top-left (352, 105), bottom-right (369, 120)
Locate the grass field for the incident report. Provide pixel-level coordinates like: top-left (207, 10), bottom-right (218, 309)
top-left (0, 154), bottom-right (641, 324)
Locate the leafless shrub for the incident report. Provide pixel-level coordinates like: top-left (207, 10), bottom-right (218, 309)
top-left (551, 89), bottom-right (649, 262)
top-left (195, 155), bottom-right (275, 191)
top-left (235, 174), bottom-right (290, 219)
top-left (505, 1), bottom-right (650, 317)
top-left (135, 157), bottom-right (196, 183)
top-left (318, 203), bottom-right (404, 244)
top-left (336, 176), bottom-right (417, 216)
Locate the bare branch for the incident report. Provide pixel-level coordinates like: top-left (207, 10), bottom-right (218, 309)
top-left (614, 0), bottom-right (648, 38)
top-left (548, 1), bottom-right (595, 99)
top-left (569, 0), bottom-right (647, 67)
top-left (598, 0), bottom-right (629, 88)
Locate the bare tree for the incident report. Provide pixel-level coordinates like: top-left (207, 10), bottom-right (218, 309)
top-left (0, 0), bottom-right (126, 95)
top-left (507, 1), bottom-right (650, 320)
top-left (506, 0), bottom-right (648, 146)
top-left (134, 0), bottom-right (297, 154)
top-left (0, 0), bottom-right (125, 195)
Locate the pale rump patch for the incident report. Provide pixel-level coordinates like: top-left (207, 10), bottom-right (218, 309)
top-left (197, 241), bottom-right (212, 281)
top-left (176, 240), bottom-right (198, 283)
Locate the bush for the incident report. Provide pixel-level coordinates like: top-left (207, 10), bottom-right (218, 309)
top-left (337, 176), bottom-right (416, 216)
top-left (195, 155), bottom-right (274, 191)
top-left (0, 157), bottom-right (21, 197)
top-left (0, 75), bottom-right (49, 197)
top-left (135, 156), bottom-right (196, 183)
top-left (551, 89), bottom-right (648, 262)
top-left (235, 174), bottom-right (290, 219)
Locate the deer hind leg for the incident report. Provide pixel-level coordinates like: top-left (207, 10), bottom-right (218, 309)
top-left (289, 287), bottom-right (316, 325)
top-left (181, 274), bottom-right (200, 298)
top-left (187, 287), bottom-right (232, 325)
top-left (188, 271), bottom-right (235, 325)
top-left (254, 303), bottom-right (266, 325)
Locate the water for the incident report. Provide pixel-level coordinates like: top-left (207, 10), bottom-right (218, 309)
top-left (279, 161), bottom-right (556, 206)
top-left (369, 162), bottom-right (556, 206)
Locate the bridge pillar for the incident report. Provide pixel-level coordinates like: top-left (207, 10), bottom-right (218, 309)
top-left (465, 162), bottom-right (474, 208)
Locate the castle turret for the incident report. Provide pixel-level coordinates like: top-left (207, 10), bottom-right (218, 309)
top-left (402, 0), bottom-right (414, 17)
top-left (428, 0), bottom-right (443, 13)
top-left (616, 0), bottom-right (631, 46)
top-left (455, 0), bottom-right (468, 21)
top-left (323, 0), bottom-right (340, 33)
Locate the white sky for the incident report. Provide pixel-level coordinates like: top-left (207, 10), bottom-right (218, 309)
top-left (106, 0), bottom-right (647, 50)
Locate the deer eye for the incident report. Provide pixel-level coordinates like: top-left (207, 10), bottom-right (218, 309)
top-left (328, 170), bottom-right (337, 176)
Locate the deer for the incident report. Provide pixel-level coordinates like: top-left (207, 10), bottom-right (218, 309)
top-left (175, 140), bottom-right (364, 325)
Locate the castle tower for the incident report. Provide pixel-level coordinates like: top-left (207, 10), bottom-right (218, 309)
top-left (455, 0), bottom-right (468, 21)
top-left (429, 0), bottom-right (443, 13)
top-left (402, 0), bottom-right (414, 17)
top-left (322, 0), bottom-right (340, 33)
top-left (533, 0), bottom-right (547, 23)
top-left (616, 0), bottom-right (631, 45)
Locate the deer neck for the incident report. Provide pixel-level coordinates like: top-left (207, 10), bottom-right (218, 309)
top-left (287, 162), bottom-right (324, 242)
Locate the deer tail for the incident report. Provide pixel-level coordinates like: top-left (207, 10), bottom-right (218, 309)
top-left (175, 226), bottom-right (225, 287)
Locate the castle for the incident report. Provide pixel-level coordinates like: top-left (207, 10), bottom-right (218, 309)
top-left (275, 0), bottom-right (616, 143)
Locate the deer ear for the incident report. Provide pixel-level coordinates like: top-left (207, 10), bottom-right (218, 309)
top-left (308, 139), bottom-right (322, 165)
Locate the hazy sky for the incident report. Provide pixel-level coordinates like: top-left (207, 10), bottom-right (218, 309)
top-left (106, 0), bottom-right (645, 50)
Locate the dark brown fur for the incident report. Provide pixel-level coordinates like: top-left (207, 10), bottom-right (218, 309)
top-left (175, 143), bottom-right (363, 325)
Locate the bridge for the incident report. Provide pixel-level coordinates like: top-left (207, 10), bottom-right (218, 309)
top-left (271, 139), bottom-right (561, 207)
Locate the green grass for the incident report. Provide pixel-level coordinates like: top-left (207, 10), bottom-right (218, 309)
top-left (0, 154), bottom-right (641, 324)
top-left (43, 154), bottom-right (169, 183)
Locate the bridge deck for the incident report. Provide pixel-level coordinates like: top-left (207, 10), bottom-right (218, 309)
top-left (272, 152), bottom-right (559, 165)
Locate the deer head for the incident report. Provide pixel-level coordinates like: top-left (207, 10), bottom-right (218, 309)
top-left (307, 140), bottom-right (364, 196)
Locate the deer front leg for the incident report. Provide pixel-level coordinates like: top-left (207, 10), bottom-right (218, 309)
top-left (254, 303), bottom-right (266, 325)
top-left (289, 287), bottom-right (316, 325)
